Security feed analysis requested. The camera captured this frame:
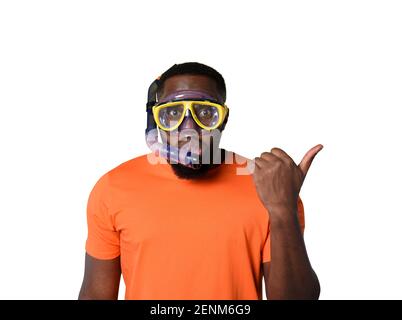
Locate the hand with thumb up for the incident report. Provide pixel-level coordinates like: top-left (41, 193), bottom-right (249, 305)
top-left (252, 144), bottom-right (323, 219)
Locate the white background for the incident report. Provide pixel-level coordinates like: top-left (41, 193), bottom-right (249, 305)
top-left (1, 0), bottom-right (401, 300)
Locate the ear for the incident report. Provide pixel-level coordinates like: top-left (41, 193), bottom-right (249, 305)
top-left (220, 109), bottom-right (229, 131)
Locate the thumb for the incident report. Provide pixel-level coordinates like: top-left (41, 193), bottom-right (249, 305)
top-left (298, 144), bottom-right (324, 177)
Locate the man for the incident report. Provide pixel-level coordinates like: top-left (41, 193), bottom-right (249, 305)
top-left (79, 62), bottom-right (321, 300)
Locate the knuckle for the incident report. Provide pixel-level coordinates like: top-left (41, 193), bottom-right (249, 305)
top-left (273, 160), bottom-right (282, 168)
top-left (260, 152), bottom-right (272, 160)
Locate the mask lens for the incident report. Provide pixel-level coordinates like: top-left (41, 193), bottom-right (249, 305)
top-left (193, 103), bottom-right (220, 128)
top-left (158, 103), bottom-right (184, 129)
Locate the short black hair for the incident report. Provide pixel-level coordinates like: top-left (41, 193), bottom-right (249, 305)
top-left (157, 62), bottom-right (226, 102)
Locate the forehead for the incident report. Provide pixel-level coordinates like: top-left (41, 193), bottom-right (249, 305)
top-left (160, 74), bottom-right (220, 101)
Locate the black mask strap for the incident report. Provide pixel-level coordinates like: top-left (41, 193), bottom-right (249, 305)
top-left (145, 78), bottom-right (160, 134)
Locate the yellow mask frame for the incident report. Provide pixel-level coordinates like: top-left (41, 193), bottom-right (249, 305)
top-left (152, 100), bottom-right (229, 131)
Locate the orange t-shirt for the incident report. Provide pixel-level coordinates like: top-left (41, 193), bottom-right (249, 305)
top-left (85, 151), bottom-right (305, 300)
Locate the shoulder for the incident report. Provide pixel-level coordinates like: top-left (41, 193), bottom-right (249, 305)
top-left (104, 153), bottom-right (152, 180)
top-left (223, 150), bottom-right (255, 176)
top-left (91, 153), bottom-right (152, 193)
top-left (110, 153), bottom-right (150, 172)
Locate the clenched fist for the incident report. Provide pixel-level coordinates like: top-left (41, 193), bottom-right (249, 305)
top-left (252, 144), bottom-right (323, 217)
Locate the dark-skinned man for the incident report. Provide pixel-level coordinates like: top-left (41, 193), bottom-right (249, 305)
top-left (79, 62), bottom-right (321, 300)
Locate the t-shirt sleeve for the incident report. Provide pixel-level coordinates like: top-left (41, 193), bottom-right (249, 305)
top-left (262, 196), bottom-right (305, 263)
top-left (85, 173), bottom-right (120, 260)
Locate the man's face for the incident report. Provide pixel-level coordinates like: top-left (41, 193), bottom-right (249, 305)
top-left (157, 74), bottom-right (227, 179)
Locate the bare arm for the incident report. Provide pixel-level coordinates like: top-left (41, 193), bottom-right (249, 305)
top-left (78, 253), bottom-right (121, 300)
top-left (253, 145), bottom-right (323, 300)
top-left (262, 209), bottom-right (320, 300)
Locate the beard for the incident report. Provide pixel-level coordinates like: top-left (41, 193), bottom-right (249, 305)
top-left (168, 147), bottom-right (226, 180)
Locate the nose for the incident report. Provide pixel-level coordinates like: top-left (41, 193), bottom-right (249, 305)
top-left (179, 110), bottom-right (198, 130)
